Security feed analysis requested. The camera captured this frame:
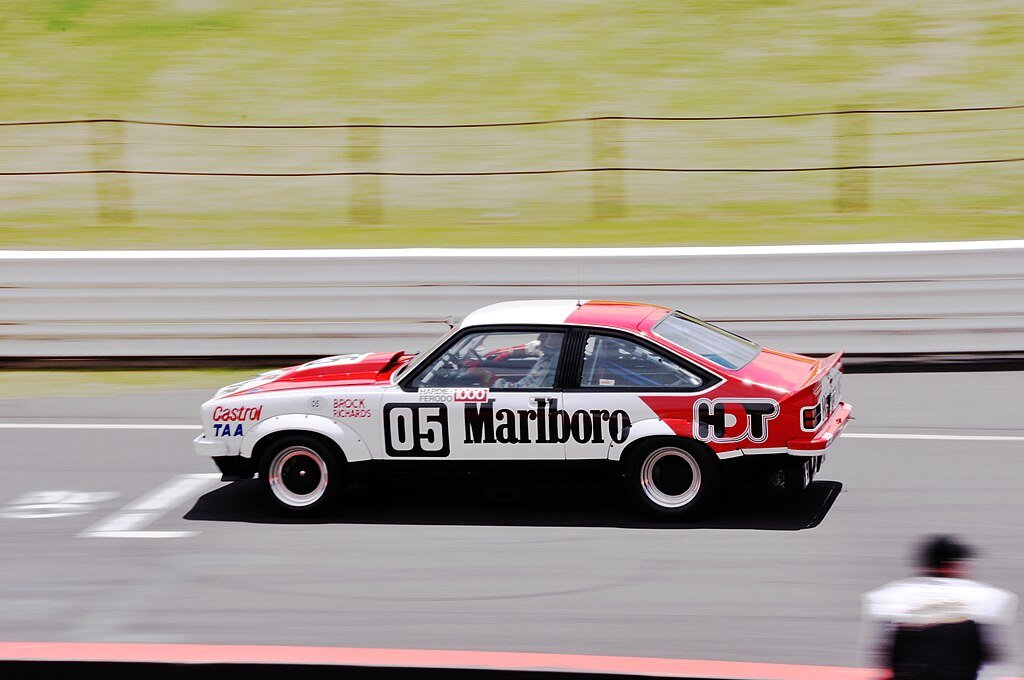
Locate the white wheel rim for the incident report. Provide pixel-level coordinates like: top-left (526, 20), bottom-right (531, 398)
top-left (268, 446), bottom-right (329, 508)
top-left (639, 447), bottom-right (701, 508)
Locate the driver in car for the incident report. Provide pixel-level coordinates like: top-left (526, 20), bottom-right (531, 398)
top-left (493, 332), bottom-right (562, 389)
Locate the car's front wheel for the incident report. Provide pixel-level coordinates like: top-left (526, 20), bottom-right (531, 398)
top-left (259, 435), bottom-right (343, 515)
top-left (624, 440), bottom-right (721, 519)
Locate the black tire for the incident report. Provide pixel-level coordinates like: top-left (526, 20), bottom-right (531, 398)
top-left (623, 439), bottom-right (721, 519)
top-left (258, 434), bottom-right (344, 515)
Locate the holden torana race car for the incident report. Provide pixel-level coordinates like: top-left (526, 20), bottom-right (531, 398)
top-left (195, 300), bottom-right (851, 518)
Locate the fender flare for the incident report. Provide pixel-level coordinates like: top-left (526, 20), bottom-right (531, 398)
top-left (239, 414), bottom-right (373, 463)
top-left (608, 417), bottom-right (693, 461)
top-left (609, 417), bottom-right (738, 461)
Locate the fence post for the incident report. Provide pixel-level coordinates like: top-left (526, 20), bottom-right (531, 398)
top-left (348, 118), bottom-right (382, 225)
top-left (834, 108), bottom-right (870, 213)
top-left (90, 120), bottom-right (133, 226)
top-left (591, 114), bottom-right (625, 220)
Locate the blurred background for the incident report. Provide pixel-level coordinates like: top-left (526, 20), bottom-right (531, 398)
top-left (1, 0), bottom-right (1021, 249)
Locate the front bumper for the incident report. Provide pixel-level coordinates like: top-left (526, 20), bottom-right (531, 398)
top-left (194, 434), bottom-right (254, 480)
top-left (787, 402), bottom-right (852, 456)
top-left (194, 433), bottom-right (229, 457)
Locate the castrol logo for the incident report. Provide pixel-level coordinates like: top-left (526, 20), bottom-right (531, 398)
top-left (212, 405), bottom-right (263, 422)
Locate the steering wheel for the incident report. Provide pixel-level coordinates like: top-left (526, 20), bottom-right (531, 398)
top-left (430, 352), bottom-right (459, 376)
top-left (437, 347), bottom-right (484, 375)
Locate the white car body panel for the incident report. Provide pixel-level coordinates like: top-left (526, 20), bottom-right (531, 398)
top-left (461, 300), bottom-right (588, 328)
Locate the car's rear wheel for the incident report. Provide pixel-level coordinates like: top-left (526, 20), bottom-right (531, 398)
top-left (625, 440), bottom-right (721, 519)
top-left (259, 435), bottom-right (343, 515)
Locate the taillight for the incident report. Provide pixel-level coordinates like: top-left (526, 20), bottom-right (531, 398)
top-left (802, 369), bottom-right (842, 432)
top-left (801, 404), bottom-right (822, 431)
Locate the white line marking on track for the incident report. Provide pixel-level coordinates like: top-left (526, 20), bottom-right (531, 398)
top-left (80, 530), bottom-right (201, 539)
top-left (78, 473), bottom-right (221, 539)
top-left (0, 423), bottom-right (202, 430)
top-left (2, 239), bottom-right (1023, 259)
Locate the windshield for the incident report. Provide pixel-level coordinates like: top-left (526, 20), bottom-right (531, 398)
top-left (652, 311), bottom-right (760, 370)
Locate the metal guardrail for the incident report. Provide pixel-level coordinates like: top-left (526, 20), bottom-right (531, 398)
top-left (2, 241), bottom-right (1022, 359)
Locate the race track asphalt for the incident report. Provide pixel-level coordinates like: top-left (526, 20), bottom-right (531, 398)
top-left (0, 371), bottom-right (1021, 669)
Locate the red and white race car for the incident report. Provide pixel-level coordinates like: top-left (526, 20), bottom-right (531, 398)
top-left (195, 300), bottom-right (851, 518)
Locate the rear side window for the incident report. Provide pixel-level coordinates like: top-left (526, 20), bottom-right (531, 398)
top-left (580, 334), bottom-right (706, 390)
top-left (652, 312), bottom-right (759, 370)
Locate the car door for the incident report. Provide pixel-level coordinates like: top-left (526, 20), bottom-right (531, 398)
top-left (381, 327), bottom-right (569, 461)
top-left (561, 329), bottom-right (718, 460)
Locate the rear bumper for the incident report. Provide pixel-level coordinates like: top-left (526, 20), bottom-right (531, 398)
top-left (788, 402), bottom-right (852, 455)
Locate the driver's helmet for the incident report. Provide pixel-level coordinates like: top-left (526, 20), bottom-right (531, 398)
top-left (538, 332), bottom-right (561, 352)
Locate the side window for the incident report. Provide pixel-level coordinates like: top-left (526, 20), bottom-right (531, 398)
top-left (580, 334), bottom-right (705, 390)
top-left (410, 330), bottom-right (565, 390)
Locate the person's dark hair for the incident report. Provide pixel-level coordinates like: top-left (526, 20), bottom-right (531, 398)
top-left (919, 535), bottom-right (974, 573)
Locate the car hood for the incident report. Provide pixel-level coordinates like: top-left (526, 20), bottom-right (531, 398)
top-left (217, 352), bottom-right (413, 398)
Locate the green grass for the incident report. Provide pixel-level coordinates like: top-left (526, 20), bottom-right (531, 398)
top-left (0, 368), bottom-right (271, 398)
top-left (0, 0), bottom-right (1021, 248)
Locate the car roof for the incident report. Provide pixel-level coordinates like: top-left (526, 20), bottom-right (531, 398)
top-left (460, 299), bottom-right (671, 332)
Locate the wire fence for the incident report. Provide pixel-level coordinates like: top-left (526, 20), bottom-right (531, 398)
top-left (1, 157), bottom-right (1021, 177)
top-left (2, 103), bottom-right (1022, 128)
top-left (1, 103), bottom-right (1021, 225)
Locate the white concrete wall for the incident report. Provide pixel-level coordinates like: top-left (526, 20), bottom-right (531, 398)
top-left (2, 241), bottom-right (1022, 357)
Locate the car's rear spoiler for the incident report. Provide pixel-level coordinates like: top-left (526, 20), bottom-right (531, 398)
top-left (799, 351), bottom-right (843, 389)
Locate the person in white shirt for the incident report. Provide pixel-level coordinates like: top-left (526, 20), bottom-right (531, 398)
top-left (862, 535), bottom-right (1018, 680)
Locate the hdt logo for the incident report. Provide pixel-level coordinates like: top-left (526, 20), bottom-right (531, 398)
top-left (693, 398), bottom-right (780, 444)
